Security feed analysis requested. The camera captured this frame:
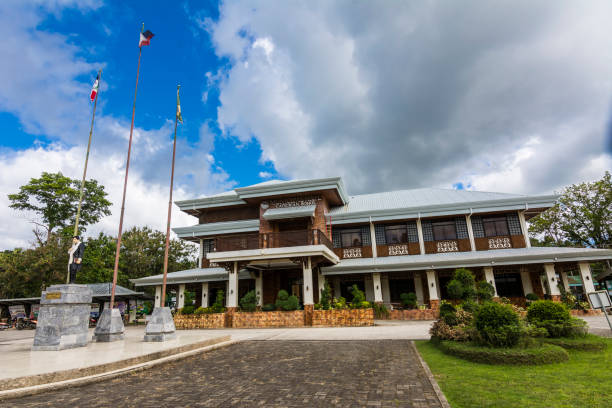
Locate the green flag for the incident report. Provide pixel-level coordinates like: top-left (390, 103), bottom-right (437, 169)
top-left (176, 86), bottom-right (183, 124)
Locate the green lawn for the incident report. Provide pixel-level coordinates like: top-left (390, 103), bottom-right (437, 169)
top-left (415, 338), bottom-right (612, 408)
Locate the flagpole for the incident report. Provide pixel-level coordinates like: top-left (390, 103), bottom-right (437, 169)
top-left (161, 85), bottom-right (180, 307)
top-left (110, 26), bottom-right (144, 308)
top-left (67, 68), bottom-right (102, 284)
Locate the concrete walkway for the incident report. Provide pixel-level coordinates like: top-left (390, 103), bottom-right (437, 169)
top-left (0, 321), bottom-right (434, 386)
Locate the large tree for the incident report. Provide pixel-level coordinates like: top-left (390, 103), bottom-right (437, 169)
top-left (8, 172), bottom-right (112, 241)
top-left (529, 171), bottom-right (612, 248)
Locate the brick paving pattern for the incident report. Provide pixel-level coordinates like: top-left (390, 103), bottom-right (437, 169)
top-left (7, 340), bottom-right (442, 407)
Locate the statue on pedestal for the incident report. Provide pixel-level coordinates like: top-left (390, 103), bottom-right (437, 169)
top-left (68, 235), bottom-right (85, 284)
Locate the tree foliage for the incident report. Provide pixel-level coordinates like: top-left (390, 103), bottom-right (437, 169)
top-left (529, 171), bottom-right (612, 248)
top-left (8, 172), bottom-right (112, 239)
top-left (0, 227), bottom-right (197, 298)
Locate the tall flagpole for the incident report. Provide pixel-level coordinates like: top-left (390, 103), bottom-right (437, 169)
top-left (110, 25), bottom-right (144, 308)
top-left (161, 85), bottom-right (181, 307)
top-left (68, 68), bottom-right (102, 284)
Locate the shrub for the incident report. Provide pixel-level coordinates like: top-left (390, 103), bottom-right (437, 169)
top-left (180, 305), bottom-right (195, 315)
top-left (275, 290), bottom-right (300, 311)
top-left (525, 293), bottom-right (539, 301)
top-left (434, 340), bottom-right (569, 365)
top-left (210, 290), bottom-right (226, 313)
top-left (476, 281), bottom-right (495, 302)
top-left (536, 318), bottom-right (588, 338)
top-left (239, 290), bottom-right (258, 312)
top-left (474, 302), bottom-right (521, 347)
top-left (460, 299), bottom-right (480, 314)
top-left (372, 303), bottom-right (389, 319)
top-left (262, 303), bottom-right (276, 311)
top-left (349, 284), bottom-right (365, 308)
top-left (527, 300), bottom-right (570, 324)
top-left (541, 334), bottom-right (607, 351)
top-left (194, 306), bottom-right (208, 315)
top-left (475, 302), bottom-right (519, 331)
top-left (430, 319), bottom-right (471, 341)
top-left (320, 282), bottom-right (332, 310)
top-left (439, 301), bottom-right (458, 325)
top-left (333, 297), bottom-right (347, 309)
top-left (447, 279), bottom-right (465, 300)
top-left (400, 292), bottom-right (417, 309)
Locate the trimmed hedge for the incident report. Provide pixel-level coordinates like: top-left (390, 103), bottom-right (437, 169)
top-left (433, 339), bottom-right (569, 365)
top-left (541, 335), bottom-right (608, 352)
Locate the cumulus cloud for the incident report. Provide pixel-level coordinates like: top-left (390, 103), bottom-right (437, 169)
top-left (0, 0), bottom-right (233, 249)
top-left (205, 0), bottom-right (612, 195)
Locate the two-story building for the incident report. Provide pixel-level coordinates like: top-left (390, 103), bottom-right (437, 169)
top-left (132, 177), bottom-right (612, 317)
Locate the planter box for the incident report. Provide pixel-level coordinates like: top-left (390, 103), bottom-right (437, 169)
top-left (232, 310), bottom-right (304, 328)
top-left (570, 309), bottom-right (602, 316)
top-left (173, 313), bottom-right (225, 329)
top-left (386, 309), bottom-right (438, 321)
top-left (312, 308), bottom-right (374, 327)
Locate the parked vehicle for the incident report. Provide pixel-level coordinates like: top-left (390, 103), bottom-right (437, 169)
top-left (16, 318), bottom-right (37, 330)
top-left (0, 319), bottom-right (11, 330)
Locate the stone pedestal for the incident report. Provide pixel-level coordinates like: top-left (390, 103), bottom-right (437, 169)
top-left (93, 308), bottom-right (124, 342)
top-left (144, 307), bottom-right (176, 342)
top-left (303, 304), bottom-right (314, 326)
top-left (32, 284), bottom-right (93, 351)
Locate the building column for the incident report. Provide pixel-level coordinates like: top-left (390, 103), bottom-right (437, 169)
top-left (520, 267), bottom-right (534, 296)
top-left (227, 262), bottom-right (239, 308)
top-left (483, 266), bottom-right (498, 298)
top-left (578, 261), bottom-right (596, 294)
top-left (177, 284), bottom-right (186, 309)
top-left (518, 211), bottom-right (531, 248)
top-left (381, 274), bottom-right (391, 304)
top-left (255, 271), bottom-right (263, 307)
top-left (414, 273), bottom-right (424, 305)
top-left (201, 282), bottom-right (209, 308)
top-left (364, 274), bottom-right (374, 302)
top-left (426, 270), bottom-right (439, 309)
top-left (370, 220), bottom-right (378, 257)
top-left (199, 238), bottom-right (204, 267)
top-left (333, 277), bottom-right (341, 299)
top-left (154, 285), bottom-right (162, 308)
top-left (560, 270), bottom-right (570, 292)
top-left (302, 257), bottom-right (314, 305)
top-left (466, 215), bottom-right (476, 251)
top-left (544, 263), bottom-right (561, 301)
top-left (416, 218), bottom-right (426, 255)
top-left (372, 273), bottom-right (383, 303)
top-left (317, 269), bottom-right (326, 302)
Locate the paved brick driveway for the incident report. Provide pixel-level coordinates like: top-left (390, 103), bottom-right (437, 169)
top-left (8, 340), bottom-right (442, 407)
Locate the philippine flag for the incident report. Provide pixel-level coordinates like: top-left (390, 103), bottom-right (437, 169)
top-left (139, 30), bottom-right (154, 47)
top-left (90, 73), bottom-right (99, 102)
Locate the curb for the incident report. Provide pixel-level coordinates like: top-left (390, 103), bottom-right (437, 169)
top-left (0, 338), bottom-right (238, 401)
top-left (411, 341), bottom-right (451, 408)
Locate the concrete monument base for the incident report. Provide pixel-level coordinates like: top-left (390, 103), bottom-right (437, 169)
top-left (144, 307), bottom-right (176, 342)
top-left (32, 284), bottom-right (93, 351)
top-left (93, 308), bottom-right (125, 342)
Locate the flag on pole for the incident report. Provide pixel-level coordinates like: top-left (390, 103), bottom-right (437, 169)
top-left (139, 30), bottom-right (154, 47)
top-left (90, 72), bottom-right (100, 101)
top-left (176, 86), bottom-right (183, 124)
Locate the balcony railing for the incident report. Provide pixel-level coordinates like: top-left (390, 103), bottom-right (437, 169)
top-left (213, 229), bottom-right (333, 253)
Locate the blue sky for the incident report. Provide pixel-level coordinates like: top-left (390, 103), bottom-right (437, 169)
top-left (1, 0), bottom-right (611, 249)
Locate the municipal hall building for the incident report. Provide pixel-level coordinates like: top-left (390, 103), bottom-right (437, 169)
top-left (132, 177), bottom-right (612, 317)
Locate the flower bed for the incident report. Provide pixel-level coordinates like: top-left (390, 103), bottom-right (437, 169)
top-left (434, 339), bottom-right (569, 365)
top-left (312, 308), bottom-right (374, 327)
top-left (231, 310), bottom-right (304, 328)
top-left (386, 309), bottom-right (438, 320)
top-left (173, 313), bottom-right (225, 329)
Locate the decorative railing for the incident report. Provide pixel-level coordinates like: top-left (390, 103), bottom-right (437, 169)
top-left (436, 240), bottom-right (459, 253)
top-left (488, 237), bottom-right (512, 249)
top-left (388, 244), bottom-right (410, 256)
top-left (213, 229), bottom-right (333, 253)
top-left (343, 247), bottom-right (362, 258)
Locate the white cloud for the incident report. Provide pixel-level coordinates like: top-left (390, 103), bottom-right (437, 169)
top-left (0, 1), bottom-right (234, 249)
top-left (205, 0), bottom-right (612, 195)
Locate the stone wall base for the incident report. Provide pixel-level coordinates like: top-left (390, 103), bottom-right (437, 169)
top-left (386, 309), bottom-right (438, 320)
top-left (174, 313), bottom-right (225, 329)
top-left (312, 309), bottom-right (374, 326)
